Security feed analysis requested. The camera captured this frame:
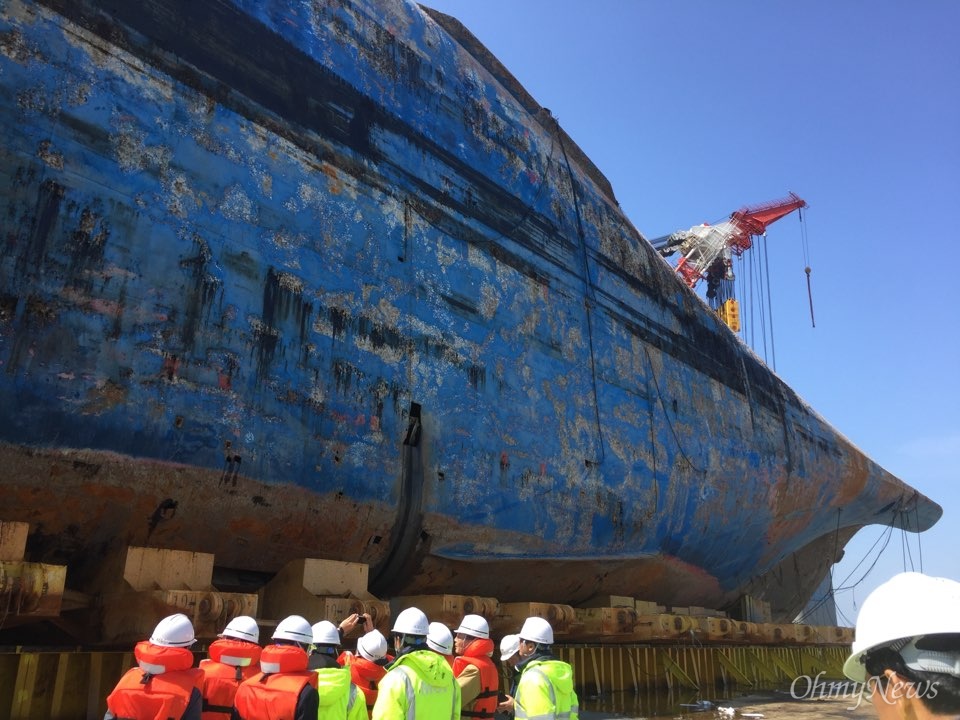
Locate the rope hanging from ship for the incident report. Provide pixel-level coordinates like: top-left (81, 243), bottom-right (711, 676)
top-left (803, 520), bottom-right (895, 625)
top-left (458, 116), bottom-right (608, 468)
top-left (797, 507), bottom-right (844, 625)
top-left (552, 112), bottom-right (606, 467)
top-left (486, 133), bottom-right (556, 241)
top-left (914, 499), bottom-right (925, 570)
top-left (899, 495), bottom-right (923, 574)
top-left (642, 345), bottom-right (705, 475)
top-left (803, 494), bottom-right (928, 625)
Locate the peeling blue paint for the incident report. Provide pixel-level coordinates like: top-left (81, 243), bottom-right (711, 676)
top-left (0, 0), bottom-right (941, 619)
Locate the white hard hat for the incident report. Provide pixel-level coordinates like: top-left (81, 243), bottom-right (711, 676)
top-left (149, 613), bottom-right (196, 648)
top-left (455, 614), bottom-right (490, 639)
top-left (357, 629), bottom-right (388, 662)
top-left (499, 634), bottom-right (520, 661)
top-left (221, 615), bottom-right (260, 644)
top-left (272, 615), bottom-right (314, 645)
top-left (391, 607), bottom-right (429, 636)
top-left (311, 620), bottom-right (341, 646)
top-left (844, 572), bottom-right (960, 682)
top-left (427, 622), bottom-right (454, 655)
top-left (519, 616), bottom-right (554, 645)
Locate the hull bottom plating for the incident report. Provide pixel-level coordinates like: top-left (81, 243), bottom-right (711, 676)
top-left (1, 442), bottom-right (849, 622)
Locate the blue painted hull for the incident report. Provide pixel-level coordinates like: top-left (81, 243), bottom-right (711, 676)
top-left (0, 0), bottom-right (939, 622)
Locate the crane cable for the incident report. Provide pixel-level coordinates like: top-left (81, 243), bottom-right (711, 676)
top-left (799, 207), bottom-right (815, 328)
top-left (748, 233), bottom-right (770, 365)
top-left (762, 233), bottom-right (776, 372)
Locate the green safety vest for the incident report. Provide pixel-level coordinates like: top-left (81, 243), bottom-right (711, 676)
top-left (316, 666), bottom-right (366, 720)
top-left (514, 659), bottom-right (579, 720)
top-left (372, 649), bottom-right (461, 720)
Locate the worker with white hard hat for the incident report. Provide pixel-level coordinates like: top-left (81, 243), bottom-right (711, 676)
top-left (452, 614), bottom-right (499, 718)
top-left (499, 635), bottom-right (521, 666)
top-left (356, 629), bottom-right (390, 663)
top-left (495, 635), bottom-right (521, 719)
top-left (232, 614), bottom-right (319, 720)
top-left (339, 628), bottom-right (392, 716)
top-left (105, 613), bottom-right (204, 720)
top-left (843, 572), bottom-right (960, 719)
top-left (310, 620), bottom-right (344, 669)
top-left (307, 619), bottom-right (366, 720)
top-left (428, 621), bottom-right (455, 665)
top-left (371, 606), bottom-right (461, 719)
top-left (513, 616), bottom-right (579, 720)
top-left (198, 615), bottom-right (261, 720)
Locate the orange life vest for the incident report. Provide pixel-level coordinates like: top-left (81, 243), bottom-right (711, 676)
top-left (453, 638), bottom-right (499, 720)
top-left (199, 639), bottom-right (262, 719)
top-left (106, 642), bottom-right (203, 720)
top-left (338, 650), bottom-right (388, 714)
top-left (233, 644), bottom-right (318, 720)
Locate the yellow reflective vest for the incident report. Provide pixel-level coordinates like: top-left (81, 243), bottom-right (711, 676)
top-left (514, 658), bottom-right (579, 720)
top-left (316, 666), bottom-right (367, 720)
top-left (371, 648), bottom-right (461, 720)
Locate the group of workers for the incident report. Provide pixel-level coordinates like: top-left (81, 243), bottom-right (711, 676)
top-left (104, 569), bottom-right (960, 720)
top-left (103, 604), bottom-right (579, 720)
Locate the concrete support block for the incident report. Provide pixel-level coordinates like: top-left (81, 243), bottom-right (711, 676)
top-left (392, 594), bottom-right (499, 629)
top-left (258, 558), bottom-right (388, 632)
top-left (0, 521), bottom-right (29, 561)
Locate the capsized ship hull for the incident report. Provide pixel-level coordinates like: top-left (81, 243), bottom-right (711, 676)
top-left (0, 0), bottom-right (940, 625)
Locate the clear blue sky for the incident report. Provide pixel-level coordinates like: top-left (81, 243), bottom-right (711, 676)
top-left (421, 0), bottom-right (960, 625)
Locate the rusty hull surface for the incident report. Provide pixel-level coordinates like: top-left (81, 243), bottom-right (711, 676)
top-left (0, 0), bottom-right (941, 637)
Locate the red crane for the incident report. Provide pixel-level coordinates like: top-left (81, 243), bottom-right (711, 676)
top-left (654, 192), bottom-right (808, 290)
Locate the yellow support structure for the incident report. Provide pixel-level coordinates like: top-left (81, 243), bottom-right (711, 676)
top-left (799, 647), bottom-right (843, 678)
top-left (716, 650), bottom-right (754, 686)
top-left (741, 648), bottom-right (783, 685)
top-left (658, 650), bottom-right (699, 690)
top-left (0, 650), bottom-right (133, 720)
top-left (769, 647), bottom-right (803, 680)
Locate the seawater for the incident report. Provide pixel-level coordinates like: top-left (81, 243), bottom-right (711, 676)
top-left (576, 682), bottom-right (873, 720)
top-left (578, 686), bottom-right (744, 719)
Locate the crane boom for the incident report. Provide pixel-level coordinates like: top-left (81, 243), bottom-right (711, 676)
top-left (728, 192), bottom-right (808, 252)
top-left (654, 192), bottom-right (807, 290)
